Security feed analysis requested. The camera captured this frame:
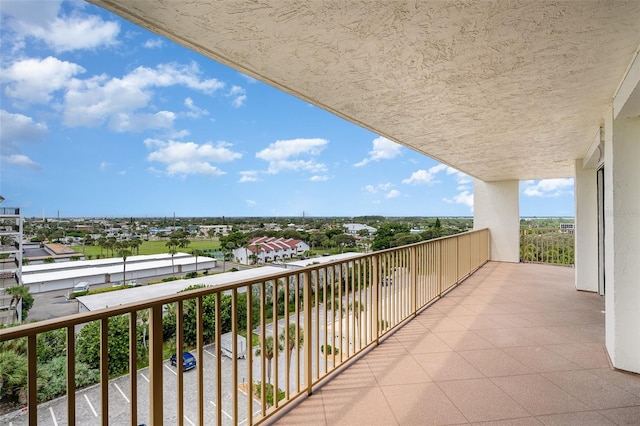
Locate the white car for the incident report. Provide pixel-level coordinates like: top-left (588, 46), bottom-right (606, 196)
top-left (72, 282), bottom-right (90, 293)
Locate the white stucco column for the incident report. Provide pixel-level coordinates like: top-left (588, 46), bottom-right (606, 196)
top-left (604, 111), bottom-right (640, 374)
top-left (574, 159), bottom-right (598, 292)
top-left (473, 179), bottom-right (520, 262)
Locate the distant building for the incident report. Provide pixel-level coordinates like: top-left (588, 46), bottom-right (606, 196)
top-left (343, 223), bottom-right (377, 236)
top-left (560, 223), bottom-right (575, 234)
top-left (0, 203), bottom-right (23, 324)
top-left (199, 225), bottom-right (232, 236)
top-left (232, 237), bottom-right (310, 265)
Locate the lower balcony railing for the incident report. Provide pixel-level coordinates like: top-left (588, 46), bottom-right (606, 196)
top-left (520, 227), bottom-right (574, 266)
top-left (0, 229), bottom-right (489, 425)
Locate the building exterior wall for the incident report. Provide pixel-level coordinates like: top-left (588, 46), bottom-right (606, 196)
top-left (473, 179), bottom-right (520, 262)
top-left (574, 159), bottom-right (599, 292)
top-left (604, 108), bottom-right (640, 374)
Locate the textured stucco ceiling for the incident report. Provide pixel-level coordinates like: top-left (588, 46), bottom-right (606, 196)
top-left (90, 0), bottom-right (640, 181)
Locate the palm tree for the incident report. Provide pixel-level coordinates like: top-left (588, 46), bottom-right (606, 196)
top-left (117, 245), bottom-right (132, 284)
top-left (169, 248), bottom-right (177, 277)
top-left (255, 335), bottom-right (283, 386)
top-left (138, 309), bottom-right (149, 350)
top-left (224, 242), bottom-right (235, 272)
top-left (279, 323), bottom-right (303, 373)
top-left (191, 249), bottom-right (203, 274)
top-left (349, 299), bottom-right (365, 344)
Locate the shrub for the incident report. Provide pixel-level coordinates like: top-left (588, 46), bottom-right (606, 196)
top-left (254, 382), bottom-right (285, 407)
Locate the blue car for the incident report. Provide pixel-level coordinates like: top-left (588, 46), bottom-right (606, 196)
top-left (170, 352), bottom-right (196, 371)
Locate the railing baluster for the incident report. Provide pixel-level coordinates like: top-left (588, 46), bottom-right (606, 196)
top-left (303, 270), bottom-right (312, 396)
top-left (196, 296), bottom-right (204, 426)
top-left (246, 284), bottom-right (253, 425)
top-left (28, 333), bottom-right (37, 425)
top-left (100, 318), bottom-right (109, 426)
top-left (215, 292), bottom-right (222, 426)
top-left (231, 289), bottom-right (238, 425)
top-left (148, 304), bottom-right (163, 425)
top-left (129, 311), bottom-right (137, 426)
top-left (67, 325), bottom-right (76, 426)
top-left (176, 301), bottom-right (184, 426)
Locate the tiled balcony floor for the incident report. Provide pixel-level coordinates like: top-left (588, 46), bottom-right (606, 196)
top-left (277, 262), bottom-right (640, 425)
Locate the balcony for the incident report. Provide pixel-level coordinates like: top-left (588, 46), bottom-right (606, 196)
top-left (2, 229), bottom-right (639, 425)
top-left (281, 261), bottom-right (640, 424)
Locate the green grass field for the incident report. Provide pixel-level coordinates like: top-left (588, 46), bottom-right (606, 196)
top-left (72, 239), bottom-right (221, 258)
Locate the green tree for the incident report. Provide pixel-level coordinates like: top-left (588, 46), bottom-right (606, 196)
top-left (279, 323), bottom-right (303, 374)
top-left (76, 315), bottom-right (140, 377)
top-left (191, 249), bottom-right (203, 274)
top-left (6, 285), bottom-right (34, 321)
top-left (117, 244), bottom-right (132, 283)
top-left (255, 335), bottom-right (283, 385)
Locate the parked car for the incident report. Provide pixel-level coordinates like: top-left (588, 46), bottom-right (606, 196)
top-left (72, 281), bottom-right (90, 293)
top-left (170, 352), bottom-right (196, 371)
top-left (127, 279), bottom-right (138, 287)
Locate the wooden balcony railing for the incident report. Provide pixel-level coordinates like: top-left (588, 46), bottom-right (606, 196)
top-left (0, 229), bottom-right (489, 425)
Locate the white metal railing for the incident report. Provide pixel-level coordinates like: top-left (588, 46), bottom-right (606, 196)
top-left (0, 229), bottom-right (489, 425)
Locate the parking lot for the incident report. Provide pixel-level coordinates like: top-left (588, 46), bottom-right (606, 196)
top-left (3, 343), bottom-right (262, 426)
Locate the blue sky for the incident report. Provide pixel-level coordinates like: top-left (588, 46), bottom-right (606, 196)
top-left (0, 1), bottom-right (575, 219)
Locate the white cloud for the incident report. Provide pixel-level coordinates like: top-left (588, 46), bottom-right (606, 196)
top-left (363, 182), bottom-right (395, 194)
top-left (240, 74), bottom-right (257, 84)
top-left (444, 190), bottom-right (474, 211)
top-left (386, 189), bottom-right (401, 199)
top-left (1, 154), bottom-right (40, 170)
top-left (0, 110), bottom-right (48, 149)
top-left (143, 38), bottom-right (164, 49)
top-left (239, 170), bottom-right (260, 183)
top-left (246, 200), bottom-right (257, 208)
top-left (99, 161), bottom-right (111, 171)
top-left (522, 179), bottom-right (574, 198)
top-left (109, 111), bottom-right (176, 132)
top-left (227, 85), bottom-right (246, 108)
top-left (401, 164), bottom-right (447, 185)
top-left (1, 56), bottom-right (85, 104)
top-left (183, 97), bottom-right (209, 119)
top-left (2, 1), bottom-right (119, 52)
top-left (63, 63), bottom-right (224, 130)
top-left (145, 139), bottom-right (242, 177)
top-left (310, 175), bottom-right (329, 182)
top-left (0, 110), bottom-right (46, 170)
top-left (354, 136), bottom-right (402, 167)
top-left (256, 138), bottom-right (328, 174)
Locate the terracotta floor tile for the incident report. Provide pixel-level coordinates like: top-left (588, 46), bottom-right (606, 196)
top-left (542, 370), bottom-right (640, 410)
top-left (435, 330), bottom-right (496, 351)
top-left (413, 351), bottom-right (484, 382)
top-left (439, 378), bottom-right (529, 422)
top-left (491, 374), bottom-right (588, 415)
top-left (459, 348), bottom-right (533, 377)
top-left (545, 343), bottom-right (610, 369)
top-left (502, 346), bottom-right (582, 373)
top-left (536, 411), bottom-right (617, 425)
top-left (381, 382), bottom-right (468, 425)
top-left (474, 328), bottom-right (536, 348)
top-left (512, 327), bottom-right (575, 345)
top-left (452, 315), bottom-right (503, 330)
top-left (400, 330), bottom-right (453, 354)
top-left (471, 418), bottom-right (542, 426)
top-left (319, 386), bottom-right (398, 425)
top-left (590, 367), bottom-right (640, 397)
top-left (599, 406), bottom-right (640, 425)
top-left (366, 352), bottom-right (432, 386)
